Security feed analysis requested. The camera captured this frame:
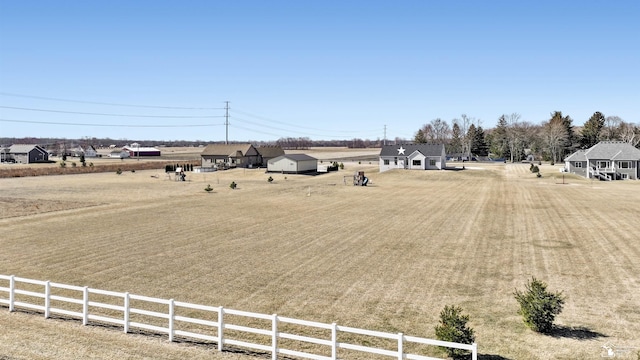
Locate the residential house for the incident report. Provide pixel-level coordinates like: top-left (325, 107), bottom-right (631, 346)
top-left (8, 144), bottom-right (49, 164)
top-left (256, 145), bottom-right (285, 166)
top-left (379, 144), bottom-right (447, 172)
top-left (564, 141), bottom-right (640, 180)
top-left (201, 143), bottom-right (260, 169)
top-left (267, 154), bottom-right (318, 174)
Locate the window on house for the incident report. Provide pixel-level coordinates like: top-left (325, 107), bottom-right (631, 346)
top-left (622, 173), bottom-right (629, 180)
top-left (619, 161), bottom-right (631, 169)
top-left (597, 161), bottom-right (609, 169)
top-left (429, 159), bottom-right (436, 166)
top-left (383, 159), bottom-right (389, 165)
top-left (412, 160), bottom-right (421, 166)
top-left (574, 162), bottom-right (582, 168)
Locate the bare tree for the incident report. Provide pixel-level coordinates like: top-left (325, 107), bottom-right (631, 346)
top-left (601, 116), bottom-right (622, 140)
top-left (542, 118), bottom-right (568, 164)
top-left (619, 121), bottom-right (640, 146)
top-left (431, 118), bottom-right (451, 144)
top-left (505, 113), bottom-right (522, 163)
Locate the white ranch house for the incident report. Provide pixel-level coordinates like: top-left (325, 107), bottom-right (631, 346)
top-left (564, 141), bottom-right (640, 180)
top-left (379, 144), bottom-right (447, 172)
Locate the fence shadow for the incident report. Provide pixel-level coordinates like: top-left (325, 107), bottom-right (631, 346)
top-left (549, 325), bottom-right (606, 340)
top-left (479, 354), bottom-right (512, 360)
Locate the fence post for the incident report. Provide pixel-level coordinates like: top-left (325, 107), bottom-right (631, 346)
top-left (397, 332), bottom-right (403, 360)
top-left (272, 314), bottom-right (278, 360)
top-left (82, 286), bottom-right (89, 326)
top-left (9, 275), bottom-right (15, 312)
top-left (168, 299), bottom-right (175, 342)
top-left (123, 292), bottom-right (130, 333)
top-left (218, 306), bottom-right (224, 351)
top-left (331, 322), bottom-right (337, 360)
top-left (472, 342), bottom-right (478, 360)
top-left (44, 281), bottom-right (51, 319)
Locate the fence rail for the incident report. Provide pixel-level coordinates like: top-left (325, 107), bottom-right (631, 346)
top-left (0, 274), bottom-right (477, 360)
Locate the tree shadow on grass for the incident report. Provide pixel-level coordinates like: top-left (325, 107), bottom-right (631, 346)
top-left (549, 325), bottom-right (607, 340)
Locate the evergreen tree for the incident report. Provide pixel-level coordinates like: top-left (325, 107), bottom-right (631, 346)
top-left (471, 126), bottom-right (489, 157)
top-left (489, 115), bottom-right (509, 159)
top-left (448, 123), bottom-right (463, 154)
top-left (414, 129), bottom-right (427, 144)
top-left (580, 111), bottom-right (605, 148)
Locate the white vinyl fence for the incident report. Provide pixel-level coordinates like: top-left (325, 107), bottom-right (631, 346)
top-left (0, 275), bottom-right (477, 360)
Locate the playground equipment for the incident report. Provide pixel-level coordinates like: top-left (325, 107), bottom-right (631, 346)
top-left (353, 171), bottom-right (369, 186)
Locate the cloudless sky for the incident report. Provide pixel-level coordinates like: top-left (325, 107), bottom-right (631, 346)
top-left (1, 1), bottom-right (638, 142)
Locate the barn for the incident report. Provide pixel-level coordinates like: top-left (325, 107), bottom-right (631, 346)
top-left (267, 154), bottom-right (317, 174)
top-left (123, 146), bottom-right (161, 157)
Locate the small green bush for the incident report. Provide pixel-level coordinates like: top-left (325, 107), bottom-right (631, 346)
top-left (531, 165), bottom-right (539, 173)
top-left (116, 168), bottom-right (122, 175)
top-left (339, 162), bottom-right (344, 169)
top-left (267, 176), bottom-right (273, 183)
top-left (204, 184), bottom-right (213, 192)
top-left (514, 277), bottom-right (565, 333)
top-left (59, 161), bottom-right (66, 168)
top-left (434, 305), bottom-right (475, 359)
top-left (230, 181), bottom-right (237, 189)
top-left (71, 162), bottom-right (76, 167)
top-left (89, 162), bottom-right (94, 167)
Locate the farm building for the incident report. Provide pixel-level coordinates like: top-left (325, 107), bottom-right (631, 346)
top-left (7, 144), bottom-right (49, 164)
top-left (564, 141), bottom-right (640, 180)
top-left (267, 154), bottom-right (318, 174)
top-left (379, 144), bottom-right (446, 172)
top-left (123, 145), bottom-right (161, 157)
top-left (109, 149), bottom-right (130, 158)
top-left (201, 143), bottom-right (260, 169)
top-left (256, 145), bottom-right (285, 166)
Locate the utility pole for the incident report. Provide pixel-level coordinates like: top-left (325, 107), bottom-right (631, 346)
top-left (383, 125), bottom-right (387, 146)
top-left (224, 101), bottom-right (230, 144)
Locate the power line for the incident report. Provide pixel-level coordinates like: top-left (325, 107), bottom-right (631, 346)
top-left (0, 118), bottom-right (225, 128)
top-left (232, 108), bottom-right (367, 134)
top-left (0, 106), bottom-right (224, 118)
top-left (0, 92), bottom-right (224, 110)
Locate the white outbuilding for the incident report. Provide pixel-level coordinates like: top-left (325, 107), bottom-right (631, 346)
top-left (267, 154), bottom-right (318, 174)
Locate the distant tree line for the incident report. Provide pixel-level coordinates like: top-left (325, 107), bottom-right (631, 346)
top-left (413, 112), bottom-right (639, 163)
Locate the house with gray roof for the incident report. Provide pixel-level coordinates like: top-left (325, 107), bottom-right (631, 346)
top-left (8, 144), bottom-right (49, 164)
top-left (256, 145), bottom-right (285, 166)
top-left (379, 144), bottom-right (446, 172)
top-left (564, 141), bottom-right (640, 180)
top-left (201, 143), bottom-right (260, 169)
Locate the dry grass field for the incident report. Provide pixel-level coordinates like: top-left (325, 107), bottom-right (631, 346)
top-left (1, 153), bottom-right (639, 359)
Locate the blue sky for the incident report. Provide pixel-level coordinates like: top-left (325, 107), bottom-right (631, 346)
top-left (1, 1), bottom-right (638, 142)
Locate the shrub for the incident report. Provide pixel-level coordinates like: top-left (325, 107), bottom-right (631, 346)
top-left (131, 169), bottom-right (135, 173)
top-left (71, 162), bottom-right (76, 167)
top-left (531, 165), bottom-right (539, 174)
top-left (514, 277), bottom-right (565, 333)
top-left (116, 168), bottom-right (122, 175)
top-left (59, 161), bottom-right (66, 168)
top-left (230, 181), bottom-right (237, 189)
top-left (204, 184), bottom-right (213, 192)
top-left (89, 162), bottom-right (94, 167)
top-left (339, 162), bottom-right (344, 169)
top-left (267, 176), bottom-right (273, 183)
top-left (434, 305), bottom-right (475, 359)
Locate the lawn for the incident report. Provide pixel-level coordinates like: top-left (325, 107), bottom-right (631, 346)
top-left (0, 160), bottom-right (638, 359)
